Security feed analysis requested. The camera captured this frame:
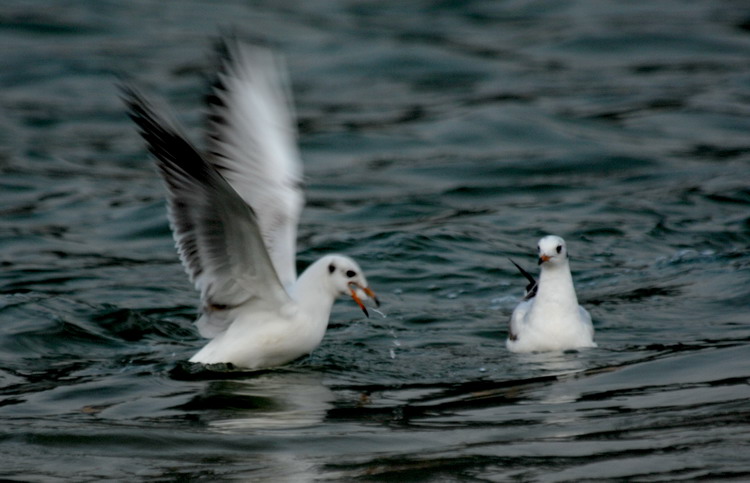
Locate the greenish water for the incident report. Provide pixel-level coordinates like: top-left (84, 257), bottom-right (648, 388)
top-left (2, 1), bottom-right (750, 480)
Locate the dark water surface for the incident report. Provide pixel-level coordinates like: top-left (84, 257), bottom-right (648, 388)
top-left (2, 1), bottom-right (750, 480)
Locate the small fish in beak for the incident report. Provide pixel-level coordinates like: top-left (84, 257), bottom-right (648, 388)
top-left (349, 283), bottom-right (379, 317)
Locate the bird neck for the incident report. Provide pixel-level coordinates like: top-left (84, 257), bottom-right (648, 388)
top-left (290, 259), bottom-right (336, 324)
top-left (536, 261), bottom-right (579, 309)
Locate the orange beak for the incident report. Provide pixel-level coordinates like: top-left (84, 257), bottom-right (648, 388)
top-left (363, 286), bottom-right (380, 307)
top-left (349, 284), bottom-right (379, 318)
top-left (538, 254), bottom-right (550, 265)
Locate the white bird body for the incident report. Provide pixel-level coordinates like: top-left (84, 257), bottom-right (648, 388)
top-left (190, 255), bottom-right (356, 367)
top-left (123, 38), bottom-right (377, 370)
top-left (190, 307), bottom-right (319, 369)
top-left (507, 236), bottom-right (596, 353)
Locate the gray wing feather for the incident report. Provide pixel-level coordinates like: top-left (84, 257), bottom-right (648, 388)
top-left (122, 85), bottom-right (290, 330)
top-left (205, 38), bottom-right (303, 289)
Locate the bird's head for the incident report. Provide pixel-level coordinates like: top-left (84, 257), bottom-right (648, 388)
top-left (322, 254), bottom-right (379, 317)
top-left (537, 235), bottom-right (568, 266)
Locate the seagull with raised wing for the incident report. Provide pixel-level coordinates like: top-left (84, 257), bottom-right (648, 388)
top-left (122, 38), bottom-right (378, 369)
top-left (507, 235), bottom-right (595, 353)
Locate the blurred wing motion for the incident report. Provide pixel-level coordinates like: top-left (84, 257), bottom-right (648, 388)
top-left (122, 85), bottom-right (290, 337)
top-left (205, 38), bottom-right (304, 289)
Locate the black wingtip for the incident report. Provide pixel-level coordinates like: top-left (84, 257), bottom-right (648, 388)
top-left (118, 80), bottom-right (216, 190)
top-left (508, 258), bottom-right (534, 284)
top-left (116, 81), bottom-right (138, 110)
top-left (204, 33), bottom-right (249, 133)
top-left (117, 82), bottom-right (154, 129)
top-left (508, 258), bottom-right (538, 299)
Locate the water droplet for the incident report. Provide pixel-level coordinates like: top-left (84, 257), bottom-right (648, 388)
top-left (372, 308), bottom-right (387, 318)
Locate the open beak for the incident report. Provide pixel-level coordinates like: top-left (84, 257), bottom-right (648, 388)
top-left (363, 286), bottom-right (380, 307)
top-left (349, 283), bottom-right (379, 318)
top-left (538, 254), bottom-right (550, 265)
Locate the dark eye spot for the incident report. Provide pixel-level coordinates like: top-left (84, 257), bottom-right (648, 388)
top-left (346, 270), bottom-right (356, 278)
top-left (556, 245), bottom-right (562, 254)
top-left (328, 264), bottom-right (336, 274)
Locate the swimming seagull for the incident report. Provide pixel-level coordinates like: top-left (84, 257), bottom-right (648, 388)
top-left (121, 38), bottom-right (378, 369)
top-left (506, 235), bottom-right (596, 352)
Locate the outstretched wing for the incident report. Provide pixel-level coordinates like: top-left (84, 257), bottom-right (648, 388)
top-left (122, 85), bottom-right (291, 334)
top-left (205, 38), bottom-right (303, 289)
